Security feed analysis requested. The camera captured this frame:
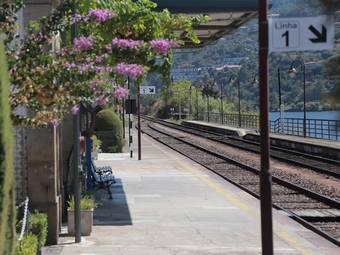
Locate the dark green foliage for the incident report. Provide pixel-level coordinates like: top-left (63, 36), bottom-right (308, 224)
top-left (95, 109), bottom-right (120, 131)
top-left (95, 109), bottom-right (124, 153)
top-left (15, 233), bottom-right (38, 255)
top-left (0, 41), bottom-right (16, 255)
top-left (28, 212), bottom-right (47, 250)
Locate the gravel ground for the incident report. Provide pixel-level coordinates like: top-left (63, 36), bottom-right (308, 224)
top-left (152, 122), bottom-right (340, 201)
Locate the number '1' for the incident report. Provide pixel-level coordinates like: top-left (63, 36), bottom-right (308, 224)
top-left (282, 31), bottom-right (289, 47)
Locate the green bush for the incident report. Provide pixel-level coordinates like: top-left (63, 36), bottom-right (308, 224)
top-left (15, 233), bottom-right (38, 255)
top-left (91, 135), bottom-right (102, 152)
top-left (28, 212), bottom-right (47, 250)
top-left (95, 109), bottom-right (124, 153)
top-left (67, 196), bottom-right (97, 211)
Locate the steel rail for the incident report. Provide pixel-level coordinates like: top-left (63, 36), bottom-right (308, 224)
top-left (143, 116), bottom-right (340, 178)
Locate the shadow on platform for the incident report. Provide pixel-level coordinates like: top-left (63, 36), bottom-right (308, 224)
top-left (93, 178), bottom-right (132, 226)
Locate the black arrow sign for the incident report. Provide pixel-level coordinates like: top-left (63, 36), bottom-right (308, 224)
top-left (309, 25), bottom-right (327, 43)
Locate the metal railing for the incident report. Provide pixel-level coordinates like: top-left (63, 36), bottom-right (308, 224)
top-left (270, 118), bottom-right (340, 141)
top-left (195, 112), bottom-right (259, 129)
top-left (194, 112), bottom-right (340, 141)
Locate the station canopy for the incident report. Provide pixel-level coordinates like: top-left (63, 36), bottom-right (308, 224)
top-left (153, 0), bottom-right (258, 47)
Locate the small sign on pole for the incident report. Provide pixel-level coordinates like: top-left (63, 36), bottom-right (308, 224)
top-left (140, 86), bottom-right (156, 95)
top-left (269, 15), bottom-right (334, 52)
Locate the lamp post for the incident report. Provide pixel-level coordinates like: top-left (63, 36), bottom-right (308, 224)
top-left (207, 95), bottom-right (210, 122)
top-left (71, 0), bottom-right (81, 243)
top-left (189, 85), bottom-right (192, 119)
top-left (277, 68), bottom-right (284, 133)
top-left (196, 87), bottom-right (199, 120)
top-left (288, 60), bottom-right (306, 137)
top-left (237, 78), bottom-right (241, 128)
top-left (219, 81), bottom-right (224, 124)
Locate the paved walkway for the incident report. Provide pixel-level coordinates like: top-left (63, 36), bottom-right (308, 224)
top-left (42, 132), bottom-right (340, 255)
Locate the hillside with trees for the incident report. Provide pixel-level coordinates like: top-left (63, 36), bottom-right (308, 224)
top-left (143, 0), bottom-right (340, 115)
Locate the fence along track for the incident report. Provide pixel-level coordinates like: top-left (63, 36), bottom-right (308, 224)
top-left (140, 118), bottom-right (340, 247)
top-left (195, 112), bottom-right (340, 140)
top-left (144, 116), bottom-right (340, 179)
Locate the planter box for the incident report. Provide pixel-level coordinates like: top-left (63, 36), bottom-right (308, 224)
top-left (67, 210), bottom-right (93, 236)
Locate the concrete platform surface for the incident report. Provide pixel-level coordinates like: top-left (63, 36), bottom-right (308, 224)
top-left (42, 132), bottom-right (340, 255)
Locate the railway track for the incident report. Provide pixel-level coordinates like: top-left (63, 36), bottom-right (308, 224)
top-left (140, 117), bottom-right (340, 247)
top-left (142, 116), bottom-right (340, 179)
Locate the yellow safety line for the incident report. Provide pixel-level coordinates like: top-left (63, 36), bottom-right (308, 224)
top-left (146, 135), bottom-right (314, 255)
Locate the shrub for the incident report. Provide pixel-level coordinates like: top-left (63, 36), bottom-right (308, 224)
top-left (95, 109), bottom-right (124, 152)
top-left (28, 211), bottom-right (48, 250)
top-left (67, 196), bottom-right (97, 211)
top-left (91, 135), bottom-right (102, 152)
top-left (15, 233), bottom-right (38, 255)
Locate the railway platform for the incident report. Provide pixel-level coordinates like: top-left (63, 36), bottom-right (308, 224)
top-left (42, 131), bottom-right (339, 255)
top-left (182, 120), bottom-right (340, 160)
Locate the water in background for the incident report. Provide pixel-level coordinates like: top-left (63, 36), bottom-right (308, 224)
top-left (269, 111), bottom-right (340, 121)
top-left (269, 111), bottom-right (340, 141)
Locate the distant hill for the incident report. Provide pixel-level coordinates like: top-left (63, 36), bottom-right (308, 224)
top-left (169, 0), bottom-right (340, 112)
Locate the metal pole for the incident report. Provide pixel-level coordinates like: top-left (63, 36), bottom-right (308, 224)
top-left (238, 79), bottom-right (241, 128)
top-left (196, 88), bottom-right (198, 120)
top-left (220, 83), bottom-right (224, 124)
top-left (128, 77), bottom-right (133, 158)
top-left (207, 96), bottom-right (210, 122)
top-left (137, 82), bottom-right (141, 160)
top-left (259, 0), bottom-right (274, 254)
top-left (277, 68), bottom-right (282, 109)
top-left (85, 137), bottom-right (93, 191)
top-left (302, 63), bottom-right (306, 137)
top-left (179, 94), bottom-right (182, 120)
top-left (71, 0), bottom-right (81, 243)
top-left (277, 68), bottom-right (284, 133)
top-left (189, 85), bottom-right (192, 119)
top-left (122, 98), bottom-right (125, 139)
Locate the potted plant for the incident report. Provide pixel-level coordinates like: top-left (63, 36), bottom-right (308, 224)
top-left (67, 196), bottom-right (96, 236)
top-left (91, 135), bottom-right (102, 160)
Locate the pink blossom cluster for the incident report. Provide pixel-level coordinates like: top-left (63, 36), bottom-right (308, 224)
top-left (88, 9), bottom-right (115, 23)
top-left (64, 62), bottom-right (77, 69)
top-left (56, 48), bottom-right (67, 56)
top-left (95, 66), bottom-right (113, 74)
top-left (149, 39), bottom-right (177, 55)
top-left (70, 14), bottom-right (89, 24)
top-left (89, 80), bottom-right (110, 106)
top-left (95, 95), bottom-right (109, 106)
top-left (50, 118), bottom-right (59, 127)
top-left (71, 105), bottom-right (79, 115)
top-left (114, 86), bottom-right (129, 99)
top-left (104, 44), bottom-right (112, 53)
top-left (77, 63), bottom-right (93, 74)
top-left (115, 63), bottom-right (145, 78)
top-left (111, 38), bottom-right (144, 49)
top-left (65, 63), bottom-right (112, 74)
top-left (73, 36), bottom-right (94, 51)
top-left (95, 55), bottom-right (104, 64)
top-left (90, 80), bottom-right (99, 92)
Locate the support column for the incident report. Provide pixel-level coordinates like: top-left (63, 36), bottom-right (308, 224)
top-left (27, 127), bottom-right (61, 245)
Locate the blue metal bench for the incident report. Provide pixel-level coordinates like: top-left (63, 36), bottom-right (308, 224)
top-left (90, 162), bottom-right (116, 199)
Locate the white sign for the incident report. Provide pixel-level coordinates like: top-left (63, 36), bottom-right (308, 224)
top-left (269, 15), bottom-right (334, 52)
top-left (140, 86), bottom-right (156, 95)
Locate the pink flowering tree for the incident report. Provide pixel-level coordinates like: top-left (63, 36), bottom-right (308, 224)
top-left (3, 0), bottom-right (207, 126)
